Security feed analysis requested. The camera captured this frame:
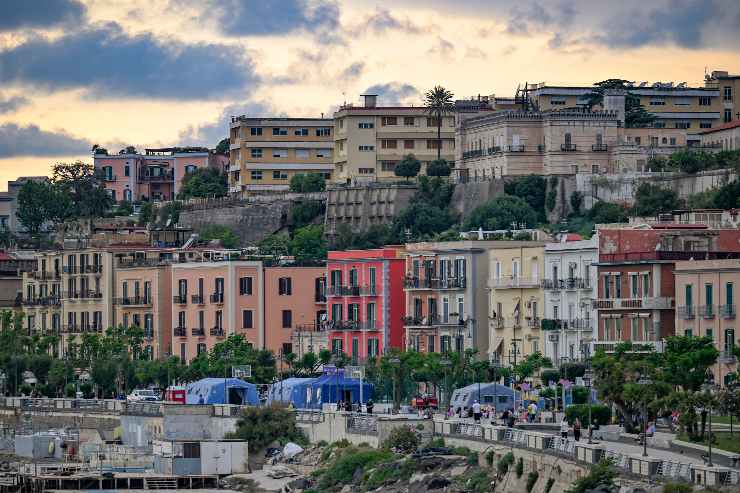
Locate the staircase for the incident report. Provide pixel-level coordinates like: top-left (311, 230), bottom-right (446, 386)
top-left (145, 477), bottom-right (178, 489)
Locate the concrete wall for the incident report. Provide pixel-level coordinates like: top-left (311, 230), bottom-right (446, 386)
top-left (325, 183), bottom-right (417, 235)
top-left (296, 411), bottom-right (432, 448)
top-left (178, 201), bottom-right (289, 245)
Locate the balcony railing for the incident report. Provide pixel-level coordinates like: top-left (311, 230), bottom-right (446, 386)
top-left (328, 320), bottom-right (379, 331)
top-left (22, 296), bottom-right (61, 307)
top-left (719, 350), bottom-right (737, 363)
top-left (490, 276), bottom-right (540, 289)
top-left (82, 265), bottom-right (103, 274)
top-left (541, 318), bottom-right (593, 331)
top-left (591, 144), bottom-right (608, 152)
top-left (315, 291), bottom-right (327, 302)
top-left (78, 291), bottom-right (103, 300)
top-left (403, 277), bottom-right (467, 290)
top-left (117, 258), bottom-right (170, 268)
top-left (592, 297), bottom-right (674, 310)
top-left (138, 172), bottom-right (174, 182)
top-left (63, 266), bottom-right (78, 274)
top-left (490, 317), bottom-right (505, 329)
top-left (114, 296), bottom-right (152, 306)
top-left (592, 340), bottom-right (664, 354)
top-left (506, 144), bottom-right (525, 152)
top-left (173, 295), bottom-right (187, 304)
top-left (104, 175), bottom-right (117, 182)
top-left (542, 278), bottom-right (590, 290)
top-left (677, 306), bottom-right (695, 320)
top-left (560, 144), bottom-right (577, 152)
top-left (174, 327), bottom-right (187, 337)
top-left (29, 271), bottom-right (60, 280)
top-left (526, 317), bottom-right (541, 329)
top-left (210, 292), bottom-right (224, 304)
top-left (210, 327), bottom-right (225, 337)
top-left (699, 305), bottom-right (715, 319)
top-left (599, 251), bottom-right (740, 263)
top-left (719, 304), bottom-right (736, 319)
top-left (191, 294), bottom-right (205, 304)
top-left (144, 330), bottom-right (154, 340)
top-left (192, 328), bottom-right (205, 336)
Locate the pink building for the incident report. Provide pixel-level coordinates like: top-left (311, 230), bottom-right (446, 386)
top-left (95, 147), bottom-right (218, 202)
top-left (326, 248), bottom-right (406, 361)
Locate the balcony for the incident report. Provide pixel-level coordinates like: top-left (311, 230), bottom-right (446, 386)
top-left (104, 175), bottom-right (117, 182)
top-left (592, 340), bottom-right (664, 354)
top-left (173, 295), bottom-right (187, 304)
top-left (526, 317), bottom-right (541, 329)
top-left (560, 144), bottom-right (577, 152)
top-left (542, 318), bottom-right (592, 331)
top-left (210, 327), bottom-right (225, 337)
top-left (542, 278), bottom-right (590, 290)
top-left (490, 276), bottom-right (541, 289)
top-left (191, 294), bottom-right (205, 305)
top-left (592, 297), bottom-right (674, 310)
top-left (138, 172), bottom-right (174, 182)
top-left (192, 328), bottom-right (205, 337)
top-left (22, 296), bottom-right (61, 307)
top-left (29, 271), bottom-right (55, 280)
top-left (462, 149), bottom-right (484, 160)
top-left (78, 290), bottom-right (103, 300)
top-left (490, 317), bottom-right (505, 329)
top-left (719, 304), bottom-right (736, 319)
top-left (506, 144), bottom-right (526, 152)
top-left (82, 265), bottom-right (103, 274)
top-left (144, 330), bottom-right (154, 340)
top-left (591, 144), bottom-right (608, 152)
top-left (315, 291), bottom-right (327, 303)
top-left (599, 251), bottom-right (740, 263)
top-left (719, 350), bottom-right (737, 363)
top-left (210, 292), bottom-right (224, 304)
top-left (117, 258), bottom-right (170, 268)
top-left (677, 306), bottom-right (695, 320)
top-left (115, 296), bottom-right (152, 307)
top-left (174, 327), bottom-right (187, 337)
top-left (63, 266), bottom-right (78, 274)
top-left (329, 320), bottom-right (379, 331)
top-left (328, 285), bottom-right (361, 296)
top-left (699, 305), bottom-right (715, 319)
top-left (569, 318), bottom-right (593, 330)
top-left (64, 291), bottom-right (80, 300)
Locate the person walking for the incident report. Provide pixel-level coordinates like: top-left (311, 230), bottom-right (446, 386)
top-left (366, 399), bottom-right (374, 415)
top-left (472, 400), bottom-right (482, 423)
top-left (560, 416), bottom-right (569, 440)
top-left (574, 418), bottom-right (582, 442)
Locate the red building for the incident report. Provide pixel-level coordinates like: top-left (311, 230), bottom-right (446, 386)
top-left (593, 226), bottom-right (740, 353)
top-left (325, 247), bottom-right (406, 361)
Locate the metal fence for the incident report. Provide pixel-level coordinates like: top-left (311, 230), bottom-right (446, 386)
top-left (347, 415), bottom-right (378, 435)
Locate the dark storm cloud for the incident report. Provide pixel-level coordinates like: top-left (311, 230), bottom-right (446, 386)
top-left (0, 0), bottom-right (86, 32)
top-left (0, 95), bottom-right (29, 114)
top-left (0, 22), bottom-right (259, 100)
top-left (0, 124), bottom-right (90, 157)
top-left (363, 83), bottom-right (421, 106)
top-left (178, 101), bottom-right (279, 147)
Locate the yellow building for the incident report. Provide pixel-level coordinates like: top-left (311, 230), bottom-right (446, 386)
top-left (487, 243), bottom-right (546, 364)
top-left (333, 94), bottom-right (457, 183)
top-left (704, 70), bottom-right (740, 126)
top-left (228, 117), bottom-right (334, 196)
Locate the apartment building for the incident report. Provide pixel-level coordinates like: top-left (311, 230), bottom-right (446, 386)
top-left (674, 259), bottom-right (738, 386)
top-left (228, 117), bottom-right (334, 196)
top-left (403, 241), bottom-right (492, 355)
top-left (699, 120), bottom-right (740, 151)
top-left (325, 248), bottom-right (405, 361)
top-left (94, 147), bottom-right (216, 202)
top-left (527, 81), bottom-right (721, 134)
top-left (704, 70), bottom-right (740, 126)
top-left (488, 242), bottom-right (546, 364)
top-left (21, 249), bottom-right (115, 355)
top-left (333, 94), bottom-right (456, 183)
top-left (542, 237), bottom-right (598, 364)
top-left (593, 226), bottom-right (740, 354)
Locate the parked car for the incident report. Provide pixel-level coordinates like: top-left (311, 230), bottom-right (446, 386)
top-left (164, 385), bottom-right (186, 404)
top-left (127, 389), bottom-right (159, 402)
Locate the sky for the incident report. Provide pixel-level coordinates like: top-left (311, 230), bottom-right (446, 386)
top-left (1, 0), bottom-right (739, 189)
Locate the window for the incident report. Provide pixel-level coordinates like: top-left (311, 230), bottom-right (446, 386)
top-left (615, 274), bottom-right (622, 298)
top-left (381, 161), bottom-right (396, 171)
top-left (603, 274), bottom-right (611, 299)
top-left (427, 139), bottom-right (440, 149)
top-left (279, 277), bottom-right (292, 295)
top-left (239, 277), bottom-right (253, 295)
top-left (426, 117), bottom-right (440, 127)
top-left (241, 310), bottom-right (253, 329)
top-left (316, 148), bottom-right (331, 158)
top-left (706, 283), bottom-right (714, 307)
top-left (316, 127), bottom-right (331, 137)
top-left (348, 303), bottom-right (360, 321)
top-left (250, 170), bottom-right (262, 180)
top-left (724, 109), bottom-right (732, 123)
top-left (700, 121), bottom-right (712, 129)
top-left (215, 310), bottom-right (223, 329)
top-left (403, 116), bottom-right (415, 126)
top-left (630, 274), bottom-right (638, 298)
top-left (359, 168), bottom-right (375, 174)
top-left (653, 122), bottom-right (666, 129)
top-left (198, 311), bottom-right (204, 330)
top-left (427, 335), bottom-right (435, 353)
top-left (183, 443), bottom-right (201, 459)
top-left (631, 318), bottom-right (639, 340)
top-left (685, 284), bottom-right (693, 307)
top-left (662, 137), bottom-right (668, 144)
top-left (294, 128), bottom-right (309, 136)
top-left (685, 328), bottom-right (693, 338)
top-left (724, 86), bottom-right (733, 102)
top-left (699, 96), bottom-right (711, 106)
top-left (369, 267), bottom-right (376, 289)
top-left (550, 96), bottom-right (566, 105)
top-left (381, 116), bottom-right (397, 126)
top-left (727, 282), bottom-right (734, 306)
top-left (649, 97), bottom-right (666, 106)
top-left (706, 328), bottom-right (713, 340)
top-left (381, 139), bottom-right (397, 149)
top-left (339, 119), bottom-right (344, 128)
top-left (215, 277), bottom-right (224, 295)
top-left (674, 122), bottom-right (690, 129)
top-left (368, 338), bottom-right (379, 357)
top-left (124, 165), bottom-right (130, 176)
top-left (272, 127), bottom-right (288, 136)
top-left (670, 137), bottom-right (676, 145)
top-left (272, 171), bottom-right (288, 180)
top-left (178, 311), bottom-right (186, 328)
top-left (358, 145), bottom-right (375, 151)
top-left (250, 148), bottom-right (263, 158)
top-left (403, 139), bottom-right (415, 149)
top-left (349, 268), bottom-right (358, 287)
top-left (178, 279), bottom-right (187, 298)
top-left (358, 122), bottom-right (374, 129)
top-left (250, 127), bottom-right (262, 136)
top-left (634, 136), bottom-right (641, 145)
top-left (272, 149), bottom-right (288, 158)
top-left (332, 339), bottom-right (343, 355)
top-left (295, 149), bottom-right (310, 159)
top-left (651, 136), bottom-right (659, 147)
top-left (331, 303), bottom-right (342, 321)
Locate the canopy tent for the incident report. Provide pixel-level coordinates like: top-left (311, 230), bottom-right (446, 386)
top-left (450, 383), bottom-right (519, 411)
top-left (307, 372), bottom-right (374, 409)
top-left (267, 378), bottom-right (316, 408)
top-left (185, 378), bottom-right (259, 405)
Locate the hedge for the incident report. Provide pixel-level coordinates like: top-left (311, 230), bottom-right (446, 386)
top-left (565, 404), bottom-right (611, 427)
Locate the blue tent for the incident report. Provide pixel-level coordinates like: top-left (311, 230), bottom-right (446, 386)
top-left (307, 372), bottom-right (373, 409)
top-left (450, 383), bottom-right (519, 411)
top-left (186, 378), bottom-right (259, 405)
top-left (267, 378), bottom-right (315, 408)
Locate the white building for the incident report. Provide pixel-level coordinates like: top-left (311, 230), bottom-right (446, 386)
top-left (542, 236), bottom-right (598, 364)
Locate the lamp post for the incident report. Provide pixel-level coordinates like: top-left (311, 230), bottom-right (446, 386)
top-left (637, 374), bottom-right (653, 457)
top-left (583, 368), bottom-right (594, 444)
top-left (702, 381), bottom-right (718, 467)
top-left (389, 356), bottom-right (401, 413)
top-left (491, 358), bottom-right (501, 423)
top-left (441, 357), bottom-right (451, 414)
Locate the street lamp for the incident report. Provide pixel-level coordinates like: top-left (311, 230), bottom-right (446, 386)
top-left (440, 357), bottom-right (452, 414)
top-left (637, 374), bottom-right (653, 457)
top-left (702, 381), bottom-right (718, 467)
top-left (388, 356), bottom-right (401, 413)
top-left (491, 359), bottom-right (502, 423)
top-left (583, 368), bottom-right (594, 444)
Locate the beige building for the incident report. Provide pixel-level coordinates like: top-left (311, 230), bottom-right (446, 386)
top-left (333, 94), bottom-right (457, 183)
top-left (488, 243), bottom-right (546, 364)
top-left (674, 259), bottom-right (738, 387)
top-left (704, 70), bottom-right (740, 127)
top-left (228, 117), bottom-right (334, 196)
top-left (698, 120), bottom-right (740, 151)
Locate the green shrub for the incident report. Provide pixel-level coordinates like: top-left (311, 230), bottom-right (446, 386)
top-left (485, 449), bottom-right (495, 466)
top-left (334, 439), bottom-right (350, 448)
top-left (428, 437), bottom-right (445, 448)
top-left (516, 457), bottom-right (524, 477)
top-left (318, 449), bottom-right (393, 489)
top-left (227, 406), bottom-right (307, 452)
top-left (565, 459), bottom-right (616, 493)
top-left (541, 369), bottom-right (560, 386)
top-left (453, 446), bottom-right (472, 456)
top-left (382, 426), bottom-right (419, 453)
top-left (565, 404), bottom-right (611, 427)
top-left (571, 386), bottom-right (589, 405)
top-left (467, 451), bottom-right (479, 465)
top-left (364, 457), bottom-right (415, 488)
top-left (289, 173), bottom-right (326, 193)
top-left (545, 478), bottom-right (555, 493)
top-left (526, 471), bottom-right (539, 493)
top-left (661, 482), bottom-right (693, 493)
top-left (317, 440), bottom-right (328, 447)
top-left (497, 452), bottom-right (515, 475)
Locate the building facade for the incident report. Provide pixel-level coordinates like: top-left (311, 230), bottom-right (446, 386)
top-left (698, 120), bottom-right (740, 151)
top-left (674, 259), bottom-right (739, 386)
top-left (325, 248), bottom-right (405, 361)
top-left (403, 241), bottom-right (492, 355)
top-left (542, 237), bottom-right (598, 364)
top-left (228, 117), bottom-right (334, 196)
top-left (488, 243), bottom-right (546, 364)
top-left (333, 94), bottom-right (456, 183)
top-left (704, 70), bottom-right (740, 126)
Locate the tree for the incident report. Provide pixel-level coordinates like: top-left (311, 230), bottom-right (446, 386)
top-left (464, 195), bottom-right (538, 231)
top-left (228, 406), bottom-right (307, 452)
top-left (290, 200), bottom-right (324, 229)
top-left (586, 79), bottom-right (657, 128)
top-left (424, 85), bottom-right (455, 160)
top-left (289, 173), bottom-right (326, 193)
top-left (504, 175), bottom-right (547, 222)
top-left (712, 179), bottom-right (740, 209)
top-left (178, 168), bottom-right (227, 199)
top-left (52, 161), bottom-right (113, 221)
top-left (394, 154), bottom-right (421, 181)
top-left (662, 336), bottom-right (718, 392)
top-left (200, 224), bottom-right (240, 248)
top-left (631, 183), bottom-right (681, 217)
top-left (589, 201), bottom-right (628, 223)
top-left (565, 460), bottom-right (617, 493)
top-left (426, 159), bottom-right (451, 177)
top-left (290, 225), bottom-right (327, 261)
top-left (118, 146), bottom-right (137, 155)
top-left (258, 233), bottom-right (290, 257)
top-left (215, 138), bottom-right (229, 155)
top-left (570, 191), bottom-right (584, 214)
top-left (16, 180), bottom-right (53, 239)
top-left (138, 202), bottom-right (154, 226)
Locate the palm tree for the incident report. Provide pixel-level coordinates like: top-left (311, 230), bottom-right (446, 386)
top-left (424, 86), bottom-right (455, 160)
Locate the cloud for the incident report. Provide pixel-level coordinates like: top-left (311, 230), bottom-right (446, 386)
top-left (339, 62), bottom-right (365, 81)
top-left (0, 123), bottom-right (90, 158)
top-left (348, 7), bottom-right (430, 36)
top-left (0, 95), bottom-right (29, 114)
top-left (363, 83), bottom-right (421, 106)
top-left (178, 101), bottom-right (279, 147)
top-left (0, 0), bottom-right (86, 32)
top-left (206, 0), bottom-right (340, 41)
top-left (427, 37), bottom-right (455, 59)
top-left (0, 22), bottom-right (259, 100)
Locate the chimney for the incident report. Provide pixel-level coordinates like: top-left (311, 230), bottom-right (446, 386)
top-left (360, 94), bottom-right (377, 108)
top-left (602, 89), bottom-right (626, 126)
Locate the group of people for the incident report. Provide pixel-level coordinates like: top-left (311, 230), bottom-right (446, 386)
top-left (335, 399), bottom-right (374, 414)
top-left (448, 400), bottom-right (541, 425)
top-left (559, 416), bottom-right (598, 442)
